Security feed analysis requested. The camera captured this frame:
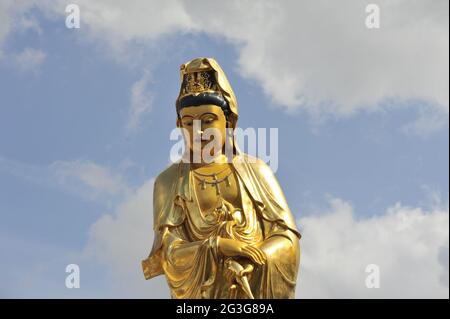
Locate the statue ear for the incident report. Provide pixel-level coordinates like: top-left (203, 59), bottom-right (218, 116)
top-left (176, 117), bottom-right (181, 128)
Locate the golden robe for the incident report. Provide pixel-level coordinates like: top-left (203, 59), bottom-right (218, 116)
top-left (142, 153), bottom-right (301, 298)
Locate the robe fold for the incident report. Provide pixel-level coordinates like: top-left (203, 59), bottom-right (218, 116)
top-left (142, 153), bottom-right (301, 298)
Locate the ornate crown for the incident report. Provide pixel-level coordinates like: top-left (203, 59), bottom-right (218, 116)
top-left (179, 69), bottom-right (223, 99)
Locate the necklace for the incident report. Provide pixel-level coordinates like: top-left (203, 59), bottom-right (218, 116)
top-left (192, 166), bottom-right (232, 195)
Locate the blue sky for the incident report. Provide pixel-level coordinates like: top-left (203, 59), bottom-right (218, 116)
top-left (0, 1), bottom-right (448, 298)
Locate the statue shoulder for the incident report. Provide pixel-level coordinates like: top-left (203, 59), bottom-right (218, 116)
top-left (236, 153), bottom-right (275, 179)
top-left (153, 162), bottom-right (180, 197)
top-left (235, 153), bottom-right (285, 200)
top-left (155, 162), bottom-right (179, 190)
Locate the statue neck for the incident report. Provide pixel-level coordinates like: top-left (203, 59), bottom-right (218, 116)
top-left (188, 153), bottom-right (231, 169)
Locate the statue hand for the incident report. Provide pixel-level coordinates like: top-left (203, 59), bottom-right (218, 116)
top-left (217, 237), bottom-right (266, 265)
top-left (224, 259), bottom-right (254, 284)
top-left (241, 244), bottom-right (266, 265)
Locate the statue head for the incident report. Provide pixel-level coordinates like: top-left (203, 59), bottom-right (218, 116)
top-left (175, 58), bottom-right (239, 160)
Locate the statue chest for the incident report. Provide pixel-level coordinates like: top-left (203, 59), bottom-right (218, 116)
top-left (182, 163), bottom-right (263, 243)
top-left (192, 168), bottom-right (242, 213)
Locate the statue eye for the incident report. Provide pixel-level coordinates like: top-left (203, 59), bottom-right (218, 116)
top-left (203, 117), bottom-right (215, 124)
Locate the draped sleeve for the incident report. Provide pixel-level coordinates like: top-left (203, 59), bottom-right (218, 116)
top-left (141, 162), bottom-right (186, 280)
top-left (233, 154), bottom-right (301, 241)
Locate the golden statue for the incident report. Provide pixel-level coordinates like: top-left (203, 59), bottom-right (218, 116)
top-left (142, 57), bottom-right (301, 298)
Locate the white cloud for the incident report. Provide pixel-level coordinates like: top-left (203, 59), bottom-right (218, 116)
top-left (2, 0), bottom-right (448, 126)
top-left (401, 102), bottom-right (450, 137)
top-left (0, 1), bottom-right (44, 66)
top-left (83, 179), bottom-right (170, 298)
top-left (297, 197), bottom-right (449, 298)
top-left (0, 0), bottom-right (43, 59)
top-left (0, 1), bottom-right (12, 59)
top-left (0, 156), bottom-right (164, 297)
top-left (188, 0), bottom-right (449, 117)
top-left (12, 47), bottom-right (46, 72)
top-left (0, 156), bottom-right (132, 204)
top-left (127, 70), bottom-right (153, 132)
top-left (51, 160), bottom-right (130, 200)
top-left (82, 173), bottom-right (449, 298)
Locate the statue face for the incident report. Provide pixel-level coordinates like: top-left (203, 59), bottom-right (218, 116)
top-left (179, 104), bottom-right (227, 158)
